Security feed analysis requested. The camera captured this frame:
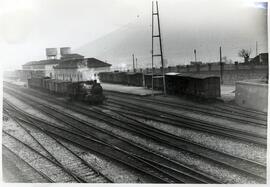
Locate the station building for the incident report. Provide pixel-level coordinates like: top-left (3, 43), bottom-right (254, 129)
top-left (54, 53), bottom-right (111, 82)
top-left (22, 59), bottom-right (60, 78)
top-left (19, 47), bottom-right (111, 82)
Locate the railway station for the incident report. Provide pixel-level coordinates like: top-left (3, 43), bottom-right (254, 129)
top-left (1, 0), bottom-right (268, 184)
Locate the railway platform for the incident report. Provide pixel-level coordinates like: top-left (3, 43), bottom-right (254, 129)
top-left (220, 85), bottom-right (235, 102)
top-left (101, 83), bottom-right (163, 96)
top-left (3, 79), bottom-right (27, 87)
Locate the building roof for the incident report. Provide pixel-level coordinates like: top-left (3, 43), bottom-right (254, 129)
top-left (249, 53), bottom-right (268, 64)
top-left (54, 57), bottom-right (111, 69)
top-left (87, 58), bottom-right (112, 68)
top-left (54, 59), bottom-right (83, 69)
top-left (23, 59), bottom-right (60, 66)
top-left (61, 53), bottom-right (84, 60)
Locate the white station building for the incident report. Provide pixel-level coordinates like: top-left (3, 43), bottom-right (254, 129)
top-left (20, 47), bottom-right (111, 82)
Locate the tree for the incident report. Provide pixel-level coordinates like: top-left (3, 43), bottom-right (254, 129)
top-left (238, 49), bottom-right (251, 63)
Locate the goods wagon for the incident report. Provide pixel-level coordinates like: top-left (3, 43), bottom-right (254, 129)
top-left (187, 74), bottom-right (220, 99)
top-left (165, 73), bottom-right (183, 94)
top-left (126, 72), bottom-right (143, 86)
top-left (99, 72), bottom-right (113, 84)
top-left (144, 74), bottom-right (164, 90)
top-left (99, 72), bottom-right (143, 86)
top-left (28, 77), bottom-right (105, 104)
top-left (112, 72), bottom-right (128, 84)
top-left (27, 77), bottom-right (43, 89)
top-left (166, 73), bottom-right (221, 99)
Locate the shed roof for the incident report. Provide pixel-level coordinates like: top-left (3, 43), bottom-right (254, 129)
top-left (87, 58), bottom-right (111, 68)
top-left (61, 53), bottom-right (84, 60)
top-left (23, 59), bottom-right (60, 66)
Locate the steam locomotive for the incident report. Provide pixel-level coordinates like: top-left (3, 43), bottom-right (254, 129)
top-left (28, 77), bottom-right (105, 104)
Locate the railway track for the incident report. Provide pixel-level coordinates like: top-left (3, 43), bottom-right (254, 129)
top-left (3, 108), bottom-right (112, 183)
top-left (3, 83), bottom-right (267, 183)
top-left (2, 145), bottom-right (53, 183)
top-left (4, 92), bottom-right (220, 183)
top-left (2, 129), bottom-right (80, 183)
top-left (4, 99), bottom-right (213, 184)
top-left (214, 102), bottom-right (267, 116)
top-left (4, 82), bottom-right (266, 146)
top-left (104, 98), bottom-right (267, 145)
top-left (104, 91), bottom-right (267, 125)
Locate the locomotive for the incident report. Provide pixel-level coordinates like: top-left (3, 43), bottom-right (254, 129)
top-left (67, 80), bottom-right (105, 104)
top-left (28, 77), bottom-right (105, 104)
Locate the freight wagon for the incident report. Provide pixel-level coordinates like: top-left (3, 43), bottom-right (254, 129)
top-left (99, 72), bottom-right (143, 86)
top-left (166, 73), bottom-right (221, 99)
top-left (112, 72), bottom-right (128, 84)
top-left (99, 72), bottom-right (114, 84)
top-left (99, 71), bottom-right (220, 99)
top-left (28, 77), bottom-right (105, 104)
top-left (126, 72), bottom-right (143, 86)
top-left (145, 73), bottom-right (221, 99)
top-left (144, 73), bottom-right (164, 90)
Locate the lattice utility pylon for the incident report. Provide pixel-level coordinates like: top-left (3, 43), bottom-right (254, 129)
top-left (151, 1), bottom-right (166, 95)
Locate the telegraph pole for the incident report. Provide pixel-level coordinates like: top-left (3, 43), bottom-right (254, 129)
top-left (194, 49), bottom-right (197, 62)
top-left (219, 46), bottom-right (223, 84)
top-left (152, 1), bottom-right (166, 96)
top-left (151, 1), bottom-right (154, 95)
top-left (132, 54), bottom-right (135, 72)
top-left (256, 41), bottom-right (258, 56)
top-left (135, 58), bottom-right (138, 69)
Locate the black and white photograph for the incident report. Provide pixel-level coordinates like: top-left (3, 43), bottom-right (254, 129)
top-left (1, 0), bottom-right (268, 184)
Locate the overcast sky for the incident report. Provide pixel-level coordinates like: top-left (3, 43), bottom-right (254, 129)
top-left (0, 0), bottom-right (268, 70)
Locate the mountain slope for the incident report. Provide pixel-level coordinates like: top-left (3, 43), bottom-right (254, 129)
top-left (77, 10), bottom-right (267, 69)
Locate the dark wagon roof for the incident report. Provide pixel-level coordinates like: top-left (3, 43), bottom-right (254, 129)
top-left (178, 73), bottom-right (220, 79)
top-left (126, 72), bottom-right (143, 75)
top-left (164, 72), bottom-right (219, 79)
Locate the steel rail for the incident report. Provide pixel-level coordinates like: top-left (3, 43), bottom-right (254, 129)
top-left (106, 99), bottom-right (266, 145)
top-left (104, 91), bottom-right (267, 125)
top-left (4, 108), bottom-right (113, 183)
top-left (3, 130), bottom-right (83, 183)
top-left (4, 86), bottom-right (266, 183)
top-left (103, 90), bottom-right (267, 121)
top-left (3, 100), bottom-right (192, 183)
top-left (2, 145), bottom-right (54, 183)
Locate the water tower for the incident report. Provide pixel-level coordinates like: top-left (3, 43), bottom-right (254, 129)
top-left (46, 48), bottom-right (58, 59)
top-left (60, 47), bottom-right (71, 57)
